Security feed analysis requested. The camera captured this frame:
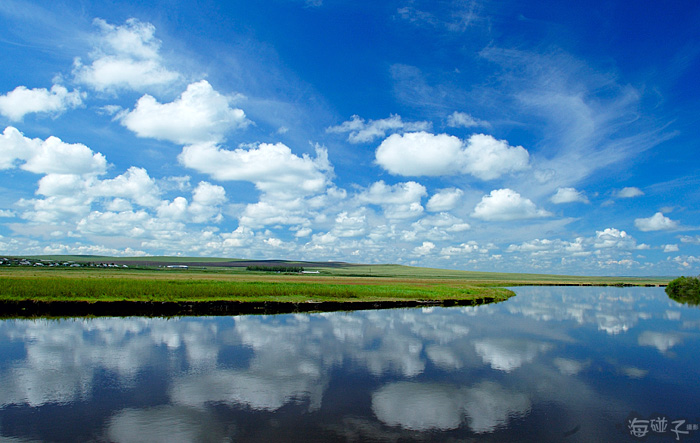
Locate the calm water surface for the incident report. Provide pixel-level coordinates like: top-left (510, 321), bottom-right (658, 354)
top-left (1, 286), bottom-right (700, 442)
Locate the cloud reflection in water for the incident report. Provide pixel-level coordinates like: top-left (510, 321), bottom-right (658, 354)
top-left (0, 287), bottom-right (699, 441)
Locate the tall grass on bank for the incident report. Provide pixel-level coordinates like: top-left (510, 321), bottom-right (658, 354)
top-left (0, 276), bottom-right (513, 303)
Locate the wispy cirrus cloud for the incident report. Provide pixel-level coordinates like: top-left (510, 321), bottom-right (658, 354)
top-left (478, 47), bottom-right (675, 191)
top-left (327, 114), bottom-right (431, 144)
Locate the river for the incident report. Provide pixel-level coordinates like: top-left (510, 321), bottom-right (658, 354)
top-left (1, 286), bottom-right (699, 442)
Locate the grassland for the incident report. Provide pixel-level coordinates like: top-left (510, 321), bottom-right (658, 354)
top-left (0, 266), bottom-right (514, 303)
top-left (0, 256), bottom-right (671, 316)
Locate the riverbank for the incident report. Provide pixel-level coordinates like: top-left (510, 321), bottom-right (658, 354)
top-left (0, 263), bottom-right (670, 318)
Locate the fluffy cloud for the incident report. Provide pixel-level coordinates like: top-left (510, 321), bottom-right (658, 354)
top-left (157, 181), bottom-right (226, 223)
top-left (36, 174), bottom-right (88, 197)
top-left (446, 111), bottom-right (488, 128)
top-left (91, 167), bottom-right (161, 208)
top-left (18, 196), bottom-right (92, 224)
top-left (375, 131), bottom-right (463, 176)
top-left (119, 80), bottom-right (249, 144)
top-left (594, 228), bottom-right (640, 249)
top-left (331, 211), bottom-right (367, 237)
top-left (462, 134), bottom-right (530, 180)
top-left (74, 18), bottom-right (180, 91)
top-left (472, 189), bottom-right (551, 221)
top-left (426, 188), bottom-right (463, 212)
top-left (239, 201), bottom-right (312, 229)
top-left (17, 166), bottom-right (174, 229)
top-left (326, 114), bottom-right (431, 143)
top-left (413, 241), bottom-right (436, 256)
top-left (357, 181), bottom-right (427, 219)
top-left (634, 212), bottom-right (679, 232)
top-left (0, 85), bottom-right (84, 121)
top-left (550, 187), bottom-right (589, 204)
top-left (670, 255), bottom-right (700, 269)
top-left (77, 210), bottom-right (155, 237)
top-left (359, 181), bottom-right (426, 205)
top-left (375, 132), bottom-right (529, 179)
top-left (236, 186), bottom-right (346, 231)
top-left (179, 142), bottom-right (331, 197)
top-left (503, 229), bottom-right (651, 272)
top-left (0, 126), bottom-right (106, 175)
top-left (616, 187), bottom-right (644, 198)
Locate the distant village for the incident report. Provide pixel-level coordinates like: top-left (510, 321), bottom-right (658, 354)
top-left (0, 257), bottom-right (128, 268)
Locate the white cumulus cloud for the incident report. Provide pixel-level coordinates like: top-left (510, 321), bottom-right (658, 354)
top-left (463, 134), bottom-right (530, 180)
top-left (472, 188), bottom-right (551, 221)
top-left (413, 241), bottom-right (436, 256)
top-left (0, 85), bottom-right (84, 121)
top-left (426, 188), bottom-right (463, 212)
top-left (634, 212), bottom-right (679, 232)
top-left (91, 167), bottom-right (161, 208)
top-left (74, 18), bottom-right (180, 92)
top-left (375, 131), bottom-right (529, 179)
top-left (120, 80), bottom-right (249, 144)
top-left (375, 131), bottom-right (463, 176)
top-left (358, 181), bottom-right (427, 206)
top-left (594, 228), bottom-right (639, 249)
top-left (189, 181), bottom-right (227, 223)
top-left (179, 142), bottom-right (331, 196)
top-left (0, 126), bottom-right (107, 175)
top-left (358, 181), bottom-right (427, 220)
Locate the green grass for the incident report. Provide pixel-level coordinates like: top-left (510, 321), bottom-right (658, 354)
top-left (0, 275), bottom-right (511, 303)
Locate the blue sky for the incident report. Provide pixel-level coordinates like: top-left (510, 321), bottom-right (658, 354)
top-left (0, 0), bottom-right (698, 276)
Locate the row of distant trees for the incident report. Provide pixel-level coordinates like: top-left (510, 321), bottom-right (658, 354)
top-left (246, 265), bottom-right (304, 273)
top-left (666, 275), bottom-right (700, 305)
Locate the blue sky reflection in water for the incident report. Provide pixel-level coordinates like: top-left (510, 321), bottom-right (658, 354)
top-left (0, 1), bottom-right (699, 275)
top-left (1, 287), bottom-right (700, 441)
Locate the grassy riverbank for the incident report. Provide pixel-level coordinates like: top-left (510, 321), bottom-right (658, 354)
top-left (0, 257), bottom-right (669, 307)
top-left (0, 268), bottom-right (513, 303)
